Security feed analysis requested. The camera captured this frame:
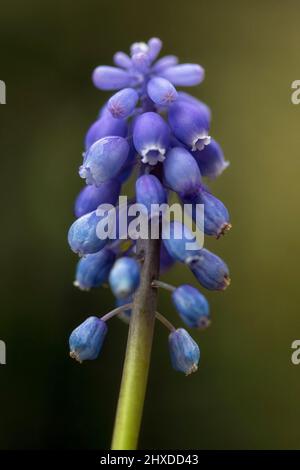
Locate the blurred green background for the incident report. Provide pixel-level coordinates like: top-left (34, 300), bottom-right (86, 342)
top-left (1, 0), bottom-right (300, 449)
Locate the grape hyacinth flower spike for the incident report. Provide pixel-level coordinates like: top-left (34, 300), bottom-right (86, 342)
top-left (67, 37), bottom-right (231, 450)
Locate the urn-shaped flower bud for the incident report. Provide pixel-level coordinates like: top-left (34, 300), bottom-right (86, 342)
top-left (163, 147), bottom-right (201, 197)
top-left (68, 211), bottom-right (109, 255)
top-left (147, 37), bottom-right (162, 62)
top-left (169, 328), bottom-right (200, 375)
top-left (113, 51), bottom-right (132, 69)
top-left (74, 180), bottom-right (121, 218)
top-left (84, 114), bottom-right (127, 150)
top-left (108, 88), bottom-right (139, 119)
top-left (147, 77), bottom-right (177, 106)
top-left (131, 52), bottom-right (150, 73)
top-left (74, 248), bottom-right (116, 290)
top-left (69, 317), bottom-right (107, 363)
top-left (133, 112), bottom-right (170, 165)
top-left (130, 41), bottom-right (149, 55)
top-left (80, 136), bottom-right (129, 186)
top-left (92, 66), bottom-right (138, 90)
top-left (109, 257), bottom-right (140, 299)
top-left (136, 174), bottom-right (166, 217)
top-left (193, 139), bottom-right (229, 179)
top-left (160, 64), bottom-right (204, 86)
top-left (182, 188), bottom-right (231, 238)
top-left (152, 55), bottom-right (178, 73)
top-left (162, 221), bottom-right (201, 263)
top-left (168, 100), bottom-right (210, 151)
top-left (177, 92), bottom-right (211, 122)
top-left (172, 285), bottom-right (210, 329)
top-left (117, 144), bottom-right (137, 183)
top-left (160, 242), bottom-right (175, 273)
top-left (189, 249), bottom-right (230, 291)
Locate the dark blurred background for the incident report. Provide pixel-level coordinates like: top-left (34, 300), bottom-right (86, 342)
top-left (1, 0), bottom-right (300, 449)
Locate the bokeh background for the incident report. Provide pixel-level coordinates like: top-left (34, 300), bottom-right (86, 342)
top-left (1, 0), bottom-right (300, 449)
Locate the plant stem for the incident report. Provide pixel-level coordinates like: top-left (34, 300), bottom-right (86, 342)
top-left (155, 311), bottom-right (175, 332)
top-left (111, 236), bottom-right (160, 450)
top-left (152, 280), bottom-right (176, 293)
top-left (101, 304), bottom-right (132, 322)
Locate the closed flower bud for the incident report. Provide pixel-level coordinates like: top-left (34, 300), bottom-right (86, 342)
top-left (74, 180), bottom-right (121, 218)
top-left (177, 92), bottom-right (212, 122)
top-left (182, 188), bottom-right (231, 238)
top-left (160, 63), bottom-right (204, 86)
top-left (136, 174), bottom-right (167, 217)
top-left (152, 55), bottom-right (178, 73)
top-left (160, 243), bottom-right (175, 273)
top-left (118, 163), bottom-right (134, 183)
top-left (147, 37), bottom-right (162, 62)
top-left (74, 248), bottom-right (116, 290)
top-left (193, 139), bottom-right (229, 179)
top-left (109, 257), bottom-right (140, 299)
top-left (117, 144), bottom-right (137, 183)
top-left (108, 88), bottom-right (139, 119)
top-left (168, 100), bottom-right (210, 151)
top-left (130, 41), bottom-right (149, 55)
top-left (80, 136), bottom-right (129, 186)
top-left (69, 316), bottom-right (107, 363)
top-left (68, 210), bottom-right (108, 255)
top-left (113, 51), bottom-right (132, 69)
top-left (162, 221), bottom-right (201, 263)
top-left (163, 147), bottom-right (201, 197)
top-left (92, 66), bottom-right (138, 90)
top-left (133, 112), bottom-right (170, 165)
top-left (172, 285), bottom-right (210, 329)
top-left (131, 52), bottom-right (151, 73)
top-left (169, 328), bottom-right (200, 375)
top-left (84, 114), bottom-right (127, 150)
top-left (147, 77), bottom-right (177, 106)
top-left (189, 249), bottom-right (230, 291)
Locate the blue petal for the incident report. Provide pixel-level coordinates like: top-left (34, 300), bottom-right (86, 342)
top-left (130, 42), bottom-right (149, 55)
top-left (80, 136), bottom-right (129, 186)
top-left (172, 285), bottom-right (210, 329)
top-left (85, 114), bottom-right (127, 150)
top-left (147, 37), bottom-right (162, 62)
top-left (108, 88), bottom-right (139, 119)
top-left (133, 112), bottom-right (170, 165)
top-left (183, 189), bottom-right (231, 238)
top-left (69, 317), bottom-right (107, 362)
top-left (113, 51), bottom-right (132, 69)
top-left (131, 52), bottom-right (151, 73)
top-left (193, 139), bottom-right (229, 179)
top-left (168, 100), bottom-right (210, 150)
top-left (177, 91), bottom-right (212, 122)
top-left (68, 211), bottom-right (110, 255)
top-left (160, 242), bottom-right (175, 273)
top-left (147, 77), bottom-right (177, 106)
top-left (75, 248), bottom-right (115, 290)
top-left (189, 249), bottom-right (230, 290)
top-left (136, 174), bottom-right (167, 216)
top-left (152, 55), bottom-right (178, 73)
top-left (92, 66), bottom-right (138, 90)
top-left (162, 221), bottom-right (201, 263)
top-left (169, 328), bottom-right (200, 375)
top-left (109, 257), bottom-right (140, 299)
top-left (163, 147), bottom-right (201, 197)
top-left (74, 180), bottom-right (121, 218)
top-left (160, 64), bottom-right (204, 86)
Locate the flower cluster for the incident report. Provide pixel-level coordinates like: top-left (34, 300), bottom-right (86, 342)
top-left (68, 38), bottom-right (231, 375)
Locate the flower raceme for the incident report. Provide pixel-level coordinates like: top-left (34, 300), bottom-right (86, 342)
top-left (68, 37), bottom-right (231, 375)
